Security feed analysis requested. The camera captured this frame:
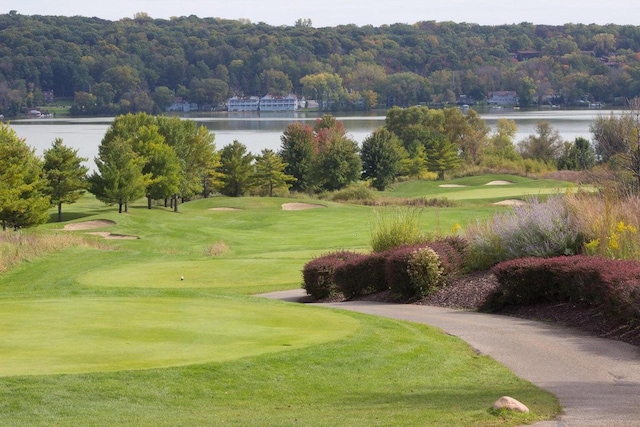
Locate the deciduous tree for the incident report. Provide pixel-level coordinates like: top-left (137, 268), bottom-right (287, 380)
top-left (88, 137), bottom-right (150, 213)
top-left (361, 128), bottom-right (406, 190)
top-left (0, 124), bottom-right (50, 230)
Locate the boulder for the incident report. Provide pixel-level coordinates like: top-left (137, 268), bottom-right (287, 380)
top-left (492, 396), bottom-right (530, 413)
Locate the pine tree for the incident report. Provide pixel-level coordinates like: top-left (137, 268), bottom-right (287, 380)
top-left (253, 149), bottom-right (295, 196)
top-left (43, 138), bottom-right (89, 222)
top-left (216, 141), bottom-right (254, 197)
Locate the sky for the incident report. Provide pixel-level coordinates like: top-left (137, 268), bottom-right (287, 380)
top-left (8, 0), bottom-right (640, 27)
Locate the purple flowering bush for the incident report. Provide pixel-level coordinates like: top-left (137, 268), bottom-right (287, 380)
top-left (465, 196), bottom-right (585, 270)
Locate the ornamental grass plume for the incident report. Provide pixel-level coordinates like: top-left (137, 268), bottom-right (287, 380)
top-left (567, 192), bottom-right (640, 260)
top-left (369, 208), bottom-right (429, 253)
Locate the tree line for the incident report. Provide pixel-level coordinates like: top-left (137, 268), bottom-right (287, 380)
top-left (2, 12), bottom-right (640, 116)
top-left (10, 101), bottom-right (640, 231)
top-left (6, 98), bottom-right (640, 230)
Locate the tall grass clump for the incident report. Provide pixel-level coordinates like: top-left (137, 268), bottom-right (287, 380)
top-left (203, 241), bottom-right (229, 256)
top-left (566, 192), bottom-right (640, 260)
top-left (464, 196), bottom-right (584, 270)
top-left (0, 231), bottom-right (105, 273)
top-left (369, 208), bottom-right (429, 253)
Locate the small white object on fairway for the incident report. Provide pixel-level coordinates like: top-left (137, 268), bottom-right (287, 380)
top-left (181, 276), bottom-right (184, 281)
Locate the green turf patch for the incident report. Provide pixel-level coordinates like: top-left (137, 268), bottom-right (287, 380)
top-left (76, 259), bottom-right (305, 289)
top-left (0, 296), bottom-right (358, 376)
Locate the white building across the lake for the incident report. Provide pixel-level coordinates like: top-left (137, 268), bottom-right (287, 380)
top-left (227, 94), bottom-right (300, 112)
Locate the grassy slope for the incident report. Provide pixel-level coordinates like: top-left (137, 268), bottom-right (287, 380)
top-left (0, 177), bottom-right (562, 426)
top-left (385, 174), bottom-right (581, 204)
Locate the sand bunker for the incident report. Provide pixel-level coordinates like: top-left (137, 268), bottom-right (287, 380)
top-left (209, 207), bottom-right (241, 211)
top-left (86, 232), bottom-right (139, 240)
top-left (485, 180), bottom-right (513, 185)
top-left (281, 203), bottom-right (326, 211)
top-left (494, 199), bottom-right (527, 206)
top-left (63, 220), bottom-right (116, 231)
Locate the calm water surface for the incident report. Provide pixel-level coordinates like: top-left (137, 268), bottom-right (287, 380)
top-left (7, 109), bottom-right (616, 171)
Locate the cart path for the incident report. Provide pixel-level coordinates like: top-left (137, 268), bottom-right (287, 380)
top-left (260, 289), bottom-right (640, 427)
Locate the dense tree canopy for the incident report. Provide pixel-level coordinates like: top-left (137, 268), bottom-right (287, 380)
top-left (88, 136), bottom-right (150, 213)
top-left (216, 141), bottom-right (254, 197)
top-left (0, 124), bottom-right (50, 230)
top-left (361, 128), bottom-right (406, 190)
top-left (3, 13), bottom-right (640, 115)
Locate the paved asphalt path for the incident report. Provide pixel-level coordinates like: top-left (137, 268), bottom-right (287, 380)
top-left (260, 289), bottom-right (640, 427)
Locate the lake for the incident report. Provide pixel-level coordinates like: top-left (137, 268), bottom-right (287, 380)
top-left (6, 109), bottom-right (617, 171)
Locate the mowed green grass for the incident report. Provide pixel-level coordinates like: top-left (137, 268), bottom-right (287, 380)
top-left (0, 296), bottom-right (358, 376)
top-left (385, 174), bottom-right (585, 204)
top-left (0, 176), bottom-right (562, 426)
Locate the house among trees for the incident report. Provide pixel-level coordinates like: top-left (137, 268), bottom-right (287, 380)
top-left (227, 94), bottom-right (300, 112)
top-left (166, 97), bottom-right (199, 112)
top-left (227, 96), bottom-right (260, 111)
top-left (488, 91), bottom-right (518, 106)
top-left (43, 90), bottom-right (54, 104)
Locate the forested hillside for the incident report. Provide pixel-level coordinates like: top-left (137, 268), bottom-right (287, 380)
top-left (2, 11), bottom-right (640, 116)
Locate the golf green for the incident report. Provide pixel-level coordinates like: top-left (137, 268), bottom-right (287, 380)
top-left (0, 296), bottom-right (358, 376)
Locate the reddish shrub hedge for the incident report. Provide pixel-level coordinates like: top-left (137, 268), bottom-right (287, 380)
top-left (334, 252), bottom-right (388, 299)
top-left (302, 251), bottom-right (362, 299)
top-left (385, 244), bottom-right (425, 298)
top-left (485, 255), bottom-right (640, 320)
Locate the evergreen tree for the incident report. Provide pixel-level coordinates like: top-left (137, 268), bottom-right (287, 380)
top-left (0, 124), bottom-right (50, 230)
top-left (253, 149), bottom-right (295, 197)
top-left (217, 141), bottom-right (254, 197)
top-left (426, 135), bottom-right (462, 180)
top-left (43, 138), bottom-right (89, 222)
top-left (279, 122), bottom-right (316, 192)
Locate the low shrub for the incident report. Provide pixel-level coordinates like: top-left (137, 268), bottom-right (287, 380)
top-left (385, 244), bottom-right (446, 299)
top-left (370, 208), bottom-right (428, 253)
top-left (361, 197), bottom-right (459, 208)
top-left (406, 247), bottom-right (444, 297)
top-left (302, 251), bottom-right (362, 299)
top-left (428, 237), bottom-right (467, 276)
top-left (485, 255), bottom-right (640, 320)
top-left (324, 182), bottom-right (377, 203)
top-left (334, 252), bottom-right (388, 299)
